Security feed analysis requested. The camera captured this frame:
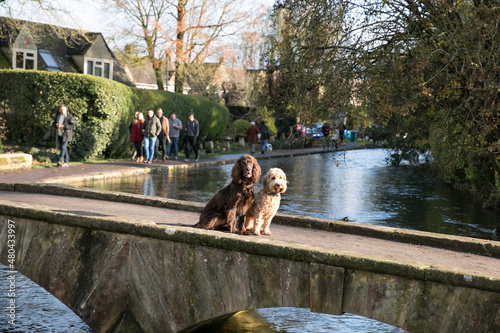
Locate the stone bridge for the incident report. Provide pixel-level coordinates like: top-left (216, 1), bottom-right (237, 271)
top-left (0, 185), bottom-right (500, 333)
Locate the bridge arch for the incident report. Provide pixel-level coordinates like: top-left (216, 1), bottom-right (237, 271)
top-left (1, 200), bottom-right (500, 333)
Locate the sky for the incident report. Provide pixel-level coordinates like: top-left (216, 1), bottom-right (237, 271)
top-left (1, 0), bottom-right (276, 63)
top-left (1, 0), bottom-right (275, 35)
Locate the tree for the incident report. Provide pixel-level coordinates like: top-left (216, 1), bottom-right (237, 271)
top-left (265, 0), bottom-right (355, 130)
top-left (104, 0), bottom-right (170, 90)
top-left (266, 0), bottom-right (499, 206)
top-left (172, 0), bottom-right (250, 93)
top-left (352, 0), bottom-right (500, 207)
top-left (105, 0), bottom-right (252, 92)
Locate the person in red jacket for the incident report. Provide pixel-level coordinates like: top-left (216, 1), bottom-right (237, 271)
top-left (247, 121), bottom-right (260, 154)
top-left (130, 112), bottom-right (144, 163)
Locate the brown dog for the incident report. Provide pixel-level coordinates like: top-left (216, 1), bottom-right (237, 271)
top-left (195, 155), bottom-right (261, 233)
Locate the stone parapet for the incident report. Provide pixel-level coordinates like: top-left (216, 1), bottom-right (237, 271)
top-left (1, 182), bottom-right (499, 259)
top-left (1, 200), bottom-right (499, 333)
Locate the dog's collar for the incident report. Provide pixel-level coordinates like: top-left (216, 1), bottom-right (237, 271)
top-left (267, 192), bottom-right (280, 197)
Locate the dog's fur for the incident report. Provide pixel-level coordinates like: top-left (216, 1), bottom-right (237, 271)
top-left (195, 155), bottom-right (261, 233)
top-left (244, 168), bottom-right (287, 235)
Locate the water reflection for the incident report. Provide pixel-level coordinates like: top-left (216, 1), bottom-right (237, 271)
top-left (191, 309), bottom-right (406, 333)
top-left (78, 149), bottom-right (500, 240)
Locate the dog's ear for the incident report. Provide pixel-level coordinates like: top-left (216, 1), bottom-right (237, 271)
top-left (262, 171), bottom-right (269, 189)
top-left (251, 157), bottom-right (261, 183)
top-left (231, 158), bottom-right (242, 183)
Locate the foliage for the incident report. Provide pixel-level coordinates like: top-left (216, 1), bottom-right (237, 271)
top-left (133, 88), bottom-right (229, 143)
top-left (226, 105), bottom-right (256, 120)
top-left (0, 70), bottom-right (133, 160)
top-left (0, 114), bottom-right (7, 145)
top-left (28, 146), bottom-right (59, 163)
top-left (227, 105), bottom-right (277, 137)
top-left (230, 119), bottom-right (251, 138)
top-left (267, 0), bottom-right (500, 208)
top-left (265, 0), bottom-right (354, 127)
top-left (352, 0), bottom-right (500, 207)
top-left (0, 70), bottom-right (229, 160)
top-left (106, 0), bottom-right (256, 93)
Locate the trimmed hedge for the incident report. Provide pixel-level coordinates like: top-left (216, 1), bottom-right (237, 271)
top-left (133, 89), bottom-right (229, 143)
top-left (0, 70), bottom-right (229, 160)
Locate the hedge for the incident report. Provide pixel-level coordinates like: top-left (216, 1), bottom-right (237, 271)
top-left (0, 70), bottom-right (229, 160)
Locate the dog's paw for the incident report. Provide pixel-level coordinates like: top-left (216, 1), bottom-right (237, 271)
top-left (252, 230), bottom-right (261, 236)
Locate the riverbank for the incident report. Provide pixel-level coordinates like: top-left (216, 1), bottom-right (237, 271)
top-left (0, 141), bottom-right (368, 184)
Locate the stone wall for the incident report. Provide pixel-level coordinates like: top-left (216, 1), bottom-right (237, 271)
top-left (1, 201), bottom-right (500, 332)
top-left (0, 153), bottom-right (32, 171)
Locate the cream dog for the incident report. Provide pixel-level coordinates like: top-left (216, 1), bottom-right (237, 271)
top-left (245, 168), bottom-right (287, 235)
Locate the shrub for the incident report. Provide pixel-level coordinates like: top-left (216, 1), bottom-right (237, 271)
top-left (133, 89), bottom-right (229, 143)
top-left (230, 119), bottom-right (251, 138)
top-left (0, 70), bottom-right (229, 160)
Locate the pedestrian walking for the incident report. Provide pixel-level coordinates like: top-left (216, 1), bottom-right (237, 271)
top-left (166, 112), bottom-right (182, 159)
top-left (52, 104), bottom-right (75, 167)
top-left (259, 121), bottom-right (270, 154)
top-left (247, 121), bottom-right (260, 154)
top-left (184, 112), bottom-right (199, 161)
top-left (153, 108), bottom-right (170, 162)
top-left (130, 112), bottom-right (144, 163)
top-left (321, 122), bottom-right (332, 149)
top-left (142, 109), bottom-right (161, 163)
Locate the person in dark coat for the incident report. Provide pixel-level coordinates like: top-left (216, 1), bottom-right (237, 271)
top-left (142, 109), bottom-right (161, 164)
top-left (184, 112), bottom-right (200, 161)
top-left (259, 121), bottom-right (270, 154)
top-left (52, 104), bottom-right (75, 167)
top-left (321, 122), bottom-right (332, 149)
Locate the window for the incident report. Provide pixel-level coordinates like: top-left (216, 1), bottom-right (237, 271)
top-left (16, 52), bottom-right (23, 68)
top-left (14, 50), bottom-right (36, 70)
top-left (87, 60), bottom-right (93, 75)
top-left (39, 50), bottom-right (60, 72)
top-left (86, 59), bottom-right (112, 79)
top-left (95, 61), bottom-right (102, 77)
top-left (104, 63), bottom-right (110, 79)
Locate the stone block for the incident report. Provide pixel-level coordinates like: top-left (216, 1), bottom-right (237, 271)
top-left (0, 153), bottom-right (32, 171)
top-left (310, 264), bottom-right (344, 315)
top-left (238, 137), bottom-right (246, 147)
top-left (204, 141), bottom-right (214, 150)
top-left (204, 141), bottom-right (214, 154)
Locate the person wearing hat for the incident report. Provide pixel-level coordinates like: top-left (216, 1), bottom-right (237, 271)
top-left (246, 121), bottom-right (260, 154)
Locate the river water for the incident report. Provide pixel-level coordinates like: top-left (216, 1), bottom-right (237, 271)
top-left (2, 148), bottom-right (498, 331)
top-left (84, 148), bottom-right (500, 240)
